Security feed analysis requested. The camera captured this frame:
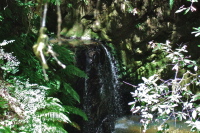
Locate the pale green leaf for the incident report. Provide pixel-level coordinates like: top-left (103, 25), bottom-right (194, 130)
top-left (192, 110), bottom-right (197, 119)
top-left (175, 8), bottom-right (186, 13)
top-left (169, 0), bottom-right (174, 10)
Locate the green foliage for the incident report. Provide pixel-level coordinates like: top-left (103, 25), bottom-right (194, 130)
top-left (192, 27), bottom-right (200, 37)
top-left (52, 44), bottom-right (75, 65)
top-left (129, 41), bottom-right (200, 132)
top-left (0, 97), bottom-right (8, 109)
top-left (0, 14), bottom-right (3, 21)
top-left (169, 0), bottom-right (174, 10)
top-left (0, 79), bottom-right (65, 132)
top-left (63, 82), bottom-right (80, 103)
top-left (8, 80), bottom-right (70, 132)
top-left (15, 0), bottom-right (35, 7)
top-left (175, 0), bottom-right (198, 14)
top-left (0, 41), bottom-right (19, 74)
top-left (79, 0), bottom-right (89, 5)
top-left (0, 126), bottom-right (12, 133)
top-left (64, 105), bottom-right (88, 121)
top-left (192, 27), bottom-right (200, 47)
top-left (0, 1), bottom-right (88, 132)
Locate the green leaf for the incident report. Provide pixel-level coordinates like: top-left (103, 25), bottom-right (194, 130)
top-left (191, 93), bottom-right (200, 102)
top-left (63, 83), bottom-right (80, 103)
top-left (0, 126), bottom-right (12, 133)
top-left (66, 65), bottom-right (87, 78)
top-left (67, 3), bottom-right (72, 8)
top-left (169, 0), bottom-right (174, 10)
top-left (177, 113), bottom-right (182, 121)
top-left (64, 105), bottom-right (88, 121)
top-left (184, 7), bottom-right (190, 15)
top-left (164, 123), bottom-right (169, 129)
top-left (45, 97), bottom-right (66, 112)
top-left (187, 65), bottom-right (194, 68)
top-left (0, 59), bottom-right (3, 65)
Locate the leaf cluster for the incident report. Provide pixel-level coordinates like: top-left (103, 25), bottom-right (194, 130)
top-left (129, 41), bottom-right (200, 133)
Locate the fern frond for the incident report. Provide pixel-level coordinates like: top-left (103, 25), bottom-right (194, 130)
top-left (42, 123), bottom-right (68, 133)
top-left (69, 121), bottom-right (81, 130)
top-left (63, 83), bottom-right (80, 103)
top-left (38, 111), bottom-right (70, 123)
top-left (0, 40), bottom-right (15, 46)
top-left (65, 65), bottom-right (87, 78)
top-left (64, 105), bottom-right (88, 121)
top-left (52, 44), bottom-right (75, 63)
top-left (44, 97), bottom-right (66, 111)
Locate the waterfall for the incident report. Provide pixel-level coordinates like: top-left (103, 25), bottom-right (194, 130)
top-left (101, 44), bottom-right (123, 115)
top-left (75, 43), bottom-right (124, 133)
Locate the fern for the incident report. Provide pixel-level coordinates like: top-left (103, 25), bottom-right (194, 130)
top-left (38, 111), bottom-right (70, 123)
top-left (63, 82), bottom-right (80, 103)
top-left (45, 97), bottom-right (65, 111)
top-left (52, 44), bottom-right (75, 64)
top-left (64, 105), bottom-right (88, 121)
top-left (42, 122), bottom-right (68, 133)
top-left (0, 40), bottom-right (15, 46)
top-left (65, 65), bottom-right (87, 78)
top-left (0, 80), bottom-right (72, 132)
top-left (69, 121), bottom-right (81, 131)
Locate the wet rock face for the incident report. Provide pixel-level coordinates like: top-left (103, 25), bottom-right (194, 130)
top-left (75, 43), bottom-right (124, 133)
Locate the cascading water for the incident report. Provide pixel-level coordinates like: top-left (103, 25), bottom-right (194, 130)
top-left (75, 42), bottom-right (124, 133)
top-left (101, 44), bottom-right (123, 115)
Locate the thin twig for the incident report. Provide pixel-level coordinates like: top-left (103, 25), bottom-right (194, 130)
top-left (56, 0), bottom-right (62, 45)
top-left (48, 45), bottom-right (66, 69)
top-left (123, 81), bottom-right (138, 88)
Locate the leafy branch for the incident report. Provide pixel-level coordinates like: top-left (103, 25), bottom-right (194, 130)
top-left (128, 41), bottom-right (200, 132)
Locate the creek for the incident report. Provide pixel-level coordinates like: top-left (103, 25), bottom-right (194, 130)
top-left (114, 115), bottom-right (194, 133)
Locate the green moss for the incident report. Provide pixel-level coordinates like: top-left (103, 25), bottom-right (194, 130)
top-left (100, 29), bottom-right (112, 41)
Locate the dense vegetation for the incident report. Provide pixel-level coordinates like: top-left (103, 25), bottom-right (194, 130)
top-left (128, 0), bottom-right (200, 132)
top-left (0, 0), bottom-right (200, 133)
top-left (0, 0), bottom-right (87, 132)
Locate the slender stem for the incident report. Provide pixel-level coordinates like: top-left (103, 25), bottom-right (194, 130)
top-left (123, 81), bottom-right (137, 88)
top-left (40, 2), bottom-right (48, 80)
top-left (41, 3), bottom-right (48, 27)
top-left (57, 0), bottom-right (62, 45)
